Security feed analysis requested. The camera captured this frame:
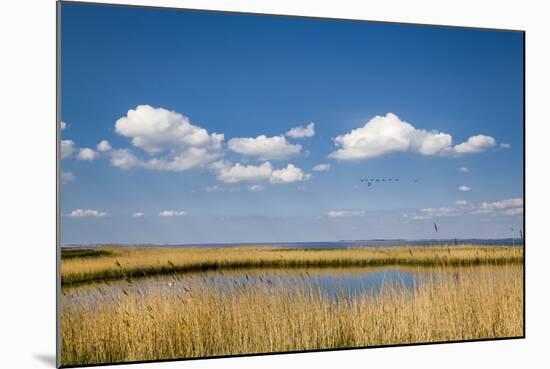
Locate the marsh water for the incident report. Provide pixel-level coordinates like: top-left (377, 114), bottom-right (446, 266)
top-left (63, 266), bottom-right (450, 306)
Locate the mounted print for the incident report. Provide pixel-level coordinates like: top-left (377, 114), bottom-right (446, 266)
top-left (57, 1), bottom-right (525, 367)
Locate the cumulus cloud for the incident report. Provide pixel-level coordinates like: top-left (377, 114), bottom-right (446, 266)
top-left (228, 135), bottom-right (301, 160)
top-left (110, 149), bottom-right (140, 170)
top-left (329, 113), bottom-right (451, 160)
top-left (458, 167), bottom-right (469, 172)
top-left (76, 148), bottom-right (98, 161)
top-left (458, 185), bottom-right (471, 192)
top-left (114, 105), bottom-right (224, 171)
top-left (67, 209), bottom-right (108, 217)
top-left (97, 140), bottom-right (112, 152)
top-left (452, 135), bottom-right (496, 154)
top-left (214, 161), bottom-right (310, 184)
top-left (329, 113), bottom-right (497, 160)
top-left (61, 171), bottom-right (75, 184)
top-left (216, 162), bottom-right (273, 183)
top-left (248, 184), bottom-right (265, 192)
top-left (286, 122), bottom-right (315, 138)
top-left (270, 164), bottom-right (311, 183)
top-left (116, 105), bottom-right (224, 153)
top-left (326, 210), bottom-right (366, 218)
top-left (500, 143), bottom-right (511, 149)
top-left (159, 210), bottom-right (187, 217)
top-left (132, 212), bottom-right (145, 217)
top-left (312, 163), bottom-right (331, 172)
top-left (61, 140), bottom-right (75, 159)
top-left (61, 121), bottom-right (67, 130)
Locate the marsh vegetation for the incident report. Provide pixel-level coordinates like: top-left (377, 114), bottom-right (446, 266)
top-left (60, 245), bottom-right (523, 285)
top-left (60, 245), bottom-right (523, 366)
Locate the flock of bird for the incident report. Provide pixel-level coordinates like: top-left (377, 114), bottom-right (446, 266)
top-left (360, 178), bottom-right (419, 187)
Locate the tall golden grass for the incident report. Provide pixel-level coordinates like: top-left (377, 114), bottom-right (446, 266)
top-left (61, 263), bottom-right (523, 366)
top-left (61, 245), bottom-right (523, 285)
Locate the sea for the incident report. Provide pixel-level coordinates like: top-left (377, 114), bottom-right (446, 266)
top-left (63, 238), bottom-right (524, 249)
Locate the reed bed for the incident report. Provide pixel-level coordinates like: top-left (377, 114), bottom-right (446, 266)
top-left (61, 263), bottom-right (523, 366)
top-left (61, 245), bottom-right (523, 285)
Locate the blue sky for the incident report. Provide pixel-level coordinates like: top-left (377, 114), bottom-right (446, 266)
top-left (60, 3), bottom-right (524, 245)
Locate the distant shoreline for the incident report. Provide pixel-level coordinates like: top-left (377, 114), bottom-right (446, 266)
top-left (61, 238), bottom-right (525, 249)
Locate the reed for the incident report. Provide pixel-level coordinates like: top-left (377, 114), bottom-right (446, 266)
top-left (60, 263), bottom-right (523, 366)
top-left (60, 245), bottom-right (523, 285)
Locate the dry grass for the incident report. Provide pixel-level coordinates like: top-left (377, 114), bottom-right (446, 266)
top-left (60, 245), bottom-right (523, 285)
top-left (61, 262), bottom-right (523, 366)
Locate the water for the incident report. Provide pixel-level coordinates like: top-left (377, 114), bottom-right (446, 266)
top-left (64, 266), bottom-right (438, 305)
top-left (64, 238), bottom-right (523, 250)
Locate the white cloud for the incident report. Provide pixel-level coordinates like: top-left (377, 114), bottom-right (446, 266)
top-left (214, 161), bottom-right (310, 185)
top-left (110, 149), bottom-right (140, 170)
top-left (481, 198), bottom-right (523, 210)
top-left (248, 184), bottom-right (265, 192)
top-left (500, 143), bottom-right (511, 149)
top-left (270, 164), bottom-right (311, 184)
top-left (421, 207), bottom-right (457, 218)
top-left (326, 210), bottom-right (366, 218)
top-left (404, 207), bottom-right (458, 220)
top-left (228, 135), bottom-right (301, 160)
top-left (142, 147), bottom-right (222, 172)
top-left (67, 209), bottom-right (108, 217)
top-left (329, 113), bottom-right (452, 160)
top-left (312, 163), bottom-right (331, 172)
top-left (216, 162), bottom-right (273, 183)
top-left (504, 207), bottom-right (523, 216)
top-left (452, 135), bottom-right (496, 154)
top-left (116, 105), bottom-right (224, 153)
top-left (405, 197), bottom-right (523, 220)
top-left (61, 140), bottom-right (75, 159)
top-left (132, 212), bottom-right (145, 217)
top-left (76, 148), bottom-right (98, 161)
top-left (159, 210), bottom-right (187, 217)
top-left (286, 122), bottom-right (315, 138)
top-left (61, 171), bottom-right (75, 184)
top-left (458, 167), bottom-right (469, 172)
top-left (61, 121), bottom-right (67, 130)
top-left (469, 209), bottom-right (494, 215)
top-left (329, 113), bottom-right (497, 160)
top-left (458, 185), bottom-right (471, 192)
top-left (97, 140), bottom-right (112, 152)
top-left (114, 105), bottom-right (224, 170)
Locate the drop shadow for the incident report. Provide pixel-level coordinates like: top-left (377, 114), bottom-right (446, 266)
top-left (33, 353), bottom-right (57, 367)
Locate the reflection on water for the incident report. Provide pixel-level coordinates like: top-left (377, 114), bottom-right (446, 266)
top-left (63, 266), bottom-right (445, 305)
